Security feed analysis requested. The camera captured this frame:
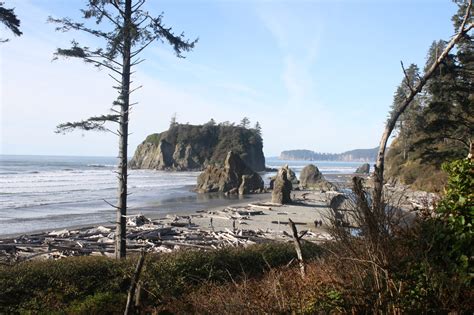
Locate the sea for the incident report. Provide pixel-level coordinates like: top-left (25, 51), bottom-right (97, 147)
top-left (0, 155), bottom-right (365, 236)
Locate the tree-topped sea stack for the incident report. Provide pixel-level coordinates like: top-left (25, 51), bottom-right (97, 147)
top-left (195, 151), bottom-right (264, 195)
top-left (130, 121), bottom-right (265, 172)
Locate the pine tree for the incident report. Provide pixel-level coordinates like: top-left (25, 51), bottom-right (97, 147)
top-left (0, 1), bottom-right (22, 43)
top-left (254, 121), bottom-right (262, 137)
top-left (170, 113), bottom-right (178, 129)
top-left (240, 117), bottom-right (250, 129)
top-left (52, 0), bottom-right (197, 259)
top-left (389, 64), bottom-right (422, 160)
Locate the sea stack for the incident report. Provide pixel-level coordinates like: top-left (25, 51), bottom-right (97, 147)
top-left (195, 151), bottom-right (264, 195)
top-left (271, 166), bottom-right (292, 204)
top-left (299, 164), bottom-right (337, 192)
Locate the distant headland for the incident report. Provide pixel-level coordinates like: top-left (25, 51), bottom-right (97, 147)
top-left (280, 147), bottom-right (378, 162)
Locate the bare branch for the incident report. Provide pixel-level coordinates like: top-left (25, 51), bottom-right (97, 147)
top-left (103, 199), bottom-right (120, 209)
top-left (400, 61), bottom-right (415, 94)
top-left (129, 85), bottom-right (143, 94)
top-left (108, 73), bottom-right (122, 84)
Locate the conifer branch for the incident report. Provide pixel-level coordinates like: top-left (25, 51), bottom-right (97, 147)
top-left (55, 114), bottom-right (120, 134)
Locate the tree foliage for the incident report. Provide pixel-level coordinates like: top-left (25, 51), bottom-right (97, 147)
top-left (0, 1), bottom-right (22, 43)
top-left (386, 1), bottom-right (473, 191)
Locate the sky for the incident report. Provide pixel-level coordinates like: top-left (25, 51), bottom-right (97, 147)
top-left (0, 0), bottom-right (459, 157)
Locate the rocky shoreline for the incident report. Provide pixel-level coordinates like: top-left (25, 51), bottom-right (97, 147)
top-left (0, 173), bottom-right (438, 265)
top-left (0, 190), bottom-right (337, 264)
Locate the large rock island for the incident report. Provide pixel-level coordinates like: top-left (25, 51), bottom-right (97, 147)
top-left (130, 122), bottom-right (265, 171)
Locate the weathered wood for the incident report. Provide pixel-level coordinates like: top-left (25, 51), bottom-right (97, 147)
top-left (124, 250), bottom-right (146, 315)
top-left (288, 218), bottom-right (306, 278)
top-left (271, 221), bottom-right (307, 225)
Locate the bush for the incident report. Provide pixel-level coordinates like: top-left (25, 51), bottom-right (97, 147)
top-left (397, 159), bottom-right (473, 312)
top-left (0, 242), bottom-right (321, 313)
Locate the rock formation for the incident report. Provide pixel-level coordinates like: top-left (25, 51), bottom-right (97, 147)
top-left (299, 164), bottom-right (337, 191)
top-left (271, 166), bottom-right (292, 204)
top-left (355, 163), bottom-right (370, 174)
top-left (130, 123), bottom-right (265, 171)
top-left (195, 151), bottom-right (264, 195)
top-left (269, 165), bottom-right (298, 189)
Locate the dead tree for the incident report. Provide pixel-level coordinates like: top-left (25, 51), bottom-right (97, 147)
top-left (372, 0), bottom-right (473, 214)
top-left (124, 250), bottom-right (146, 315)
top-left (289, 218), bottom-right (307, 278)
top-left (51, 0), bottom-right (197, 259)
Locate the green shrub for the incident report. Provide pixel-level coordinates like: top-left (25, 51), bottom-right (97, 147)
top-left (0, 242), bottom-right (321, 313)
top-left (397, 159), bottom-right (473, 312)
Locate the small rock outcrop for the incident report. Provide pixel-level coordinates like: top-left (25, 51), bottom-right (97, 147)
top-left (271, 166), bottom-right (292, 204)
top-left (269, 165), bottom-right (298, 189)
top-left (195, 151), bottom-right (264, 195)
top-left (285, 165), bottom-right (299, 185)
top-left (355, 163), bottom-right (370, 174)
top-left (299, 164), bottom-right (337, 191)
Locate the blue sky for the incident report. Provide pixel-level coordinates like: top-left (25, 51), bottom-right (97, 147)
top-left (0, 0), bottom-right (458, 157)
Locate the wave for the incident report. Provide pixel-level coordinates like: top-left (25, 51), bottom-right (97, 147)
top-left (87, 164), bottom-right (116, 168)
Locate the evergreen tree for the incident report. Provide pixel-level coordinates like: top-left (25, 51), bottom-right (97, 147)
top-left (0, 1), bottom-right (22, 43)
top-left (254, 121), bottom-right (262, 137)
top-left (52, 0), bottom-right (196, 259)
top-left (240, 117), bottom-right (250, 129)
top-left (170, 113), bottom-right (178, 129)
top-left (416, 38), bottom-right (473, 162)
top-left (389, 64), bottom-right (422, 160)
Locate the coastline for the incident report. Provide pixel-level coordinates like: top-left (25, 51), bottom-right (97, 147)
top-left (1, 172), bottom-right (439, 263)
top-left (0, 187), bottom-right (343, 263)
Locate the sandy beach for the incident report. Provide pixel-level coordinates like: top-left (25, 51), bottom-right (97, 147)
top-left (0, 186), bottom-right (341, 263)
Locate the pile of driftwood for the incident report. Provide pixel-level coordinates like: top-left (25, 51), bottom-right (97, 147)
top-left (0, 203), bottom-right (329, 264)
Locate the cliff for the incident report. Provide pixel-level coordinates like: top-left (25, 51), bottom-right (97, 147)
top-left (130, 123), bottom-right (265, 172)
top-left (280, 147), bottom-right (378, 162)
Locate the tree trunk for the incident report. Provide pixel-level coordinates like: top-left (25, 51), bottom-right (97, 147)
top-left (372, 8), bottom-right (473, 213)
top-left (124, 251), bottom-right (146, 315)
top-left (288, 218), bottom-right (305, 278)
top-left (116, 0), bottom-right (132, 260)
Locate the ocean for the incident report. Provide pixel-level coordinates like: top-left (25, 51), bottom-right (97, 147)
top-left (0, 155), bottom-right (365, 236)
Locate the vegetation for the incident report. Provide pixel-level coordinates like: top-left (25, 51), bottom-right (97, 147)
top-left (0, 1), bottom-right (22, 43)
top-left (386, 1), bottom-right (473, 192)
top-left (2, 158), bottom-right (471, 313)
top-left (0, 243), bottom-right (321, 313)
top-left (50, 0), bottom-right (196, 258)
top-left (141, 119), bottom-right (264, 169)
top-left (155, 158), bottom-right (473, 313)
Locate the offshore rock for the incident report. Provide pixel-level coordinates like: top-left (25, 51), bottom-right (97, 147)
top-left (130, 123), bottom-right (265, 171)
top-left (355, 163), bottom-right (370, 174)
top-left (195, 151), bottom-right (264, 195)
top-left (299, 164), bottom-right (337, 192)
